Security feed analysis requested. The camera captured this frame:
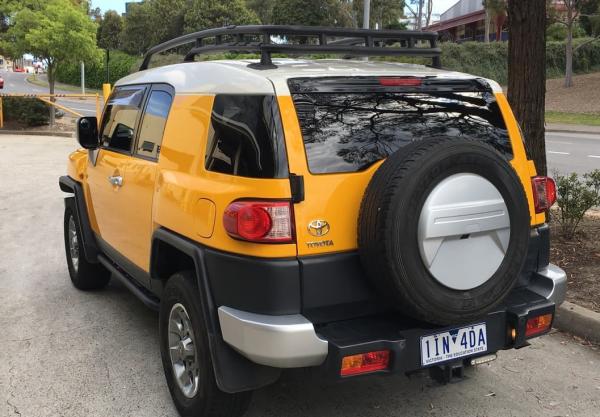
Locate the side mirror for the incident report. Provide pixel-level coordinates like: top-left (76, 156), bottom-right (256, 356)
top-left (77, 117), bottom-right (99, 149)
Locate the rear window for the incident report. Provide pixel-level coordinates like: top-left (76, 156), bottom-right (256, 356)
top-left (205, 95), bottom-right (288, 179)
top-left (290, 85), bottom-right (511, 174)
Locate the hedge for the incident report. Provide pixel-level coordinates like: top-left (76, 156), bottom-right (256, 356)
top-left (56, 39), bottom-right (600, 89)
top-left (438, 38), bottom-right (600, 85)
top-left (56, 51), bottom-right (138, 90)
top-left (3, 97), bottom-right (50, 126)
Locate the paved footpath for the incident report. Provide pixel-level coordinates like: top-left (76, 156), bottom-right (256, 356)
top-left (1, 134), bottom-right (599, 417)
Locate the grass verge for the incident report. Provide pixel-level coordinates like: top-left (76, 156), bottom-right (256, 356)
top-left (546, 111), bottom-right (600, 126)
top-left (26, 75), bottom-right (100, 94)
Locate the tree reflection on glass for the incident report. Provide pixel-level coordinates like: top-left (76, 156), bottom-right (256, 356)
top-left (293, 92), bottom-right (511, 174)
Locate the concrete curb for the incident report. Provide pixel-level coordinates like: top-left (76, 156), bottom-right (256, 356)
top-left (554, 301), bottom-right (600, 344)
top-left (546, 128), bottom-right (600, 135)
top-left (0, 130), bottom-right (73, 138)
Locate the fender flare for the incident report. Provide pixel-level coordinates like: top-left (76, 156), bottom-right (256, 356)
top-left (151, 228), bottom-right (281, 393)
top-left (59, 175), bottom-right (100, 263)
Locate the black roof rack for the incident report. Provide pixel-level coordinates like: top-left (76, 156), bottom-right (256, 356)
top-left (139, 25), bottom-right (441, 71)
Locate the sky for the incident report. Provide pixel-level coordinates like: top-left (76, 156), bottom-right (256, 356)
top-left (92, 0), bottom-right (459, 18)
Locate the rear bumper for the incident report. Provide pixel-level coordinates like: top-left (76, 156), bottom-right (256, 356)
top-left (218, 263), bottom-right (567, 370)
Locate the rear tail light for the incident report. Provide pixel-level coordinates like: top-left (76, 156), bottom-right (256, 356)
top-left (223, 201), bottom-right (294, 243)
top-left (531, 176), bottom-right (557, 213)
top-left (525, 313), bottom-right (553, 338)
top-left (379, 77), bottom-right (422, 87)
top-left (340, 350), bottom-right (390, 376)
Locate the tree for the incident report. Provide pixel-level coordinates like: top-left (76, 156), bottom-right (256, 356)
top-left (246, 0), bottom-right (277, 24)
top-left (353, 0), bottom-right (405, 29)
top-left (553, 0), bottom-right (600, 87)
top-left (580, 0), bottom-right (600, 35)
top-left (482, 0), bottom-right (506, 42)
top-left (271, 0), bottom-right (350, 26)
top-left (97, 10), bottom-right (123, 50)
top-left (3, 0), bottom-right (100, 125)
top-left (121, 2), bottom-right (154, 55)
top-left (147, 0), bottom-right (186, 45)
top-left (185, 0), bottom-right (259, 32)
top-left (507, 0), bottom-right (548, 175)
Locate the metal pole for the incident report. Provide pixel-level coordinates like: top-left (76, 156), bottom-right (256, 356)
top-left (80, 61), bottom-right (85, 95)
top-left (363, 0), bottom-right (371, 62)
top-left (105, 49), bottom-right (110, 83)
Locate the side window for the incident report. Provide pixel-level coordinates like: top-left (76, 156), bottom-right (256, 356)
top-left (205, 95), bottom-right (288, 179)
top-left (135, 90), bottom-right (173, 159)
top-left (100, 86), bottom-right (146, 152)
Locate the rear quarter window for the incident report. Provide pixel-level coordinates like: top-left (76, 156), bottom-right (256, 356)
top-left (291, 88), bottom-right (511, 174)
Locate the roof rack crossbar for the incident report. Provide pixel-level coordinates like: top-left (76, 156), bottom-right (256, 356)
top-left (140, 25), bottom-right (441, 71)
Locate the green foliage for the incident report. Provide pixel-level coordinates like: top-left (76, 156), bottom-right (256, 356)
top-left (554, 170), bottom-right (600, 238)
top-left (56, 50), bottom-right (137, 89)
top-left (184, 0), bottom-right (259, 32)
top-left (120, 2), bottom-right (153, 55)
top-left (271, 0), bottom-right (350, 26)
top-left (352, 0), bottom-right (405, 29)
top-left (246, 0), bottom-right (276, 24)
top-left (3, 97), bottom-right (50, 126)
top-left (2, 0), bottom-right (100, 90)
top-left (391, 39), bottom-right (600, 85)
top-left (579, 0), bottom-right (600, 36)
top-left (97, 10), bottom-right (123, 50)
top-left (547, 22), bottom-right (587, 41)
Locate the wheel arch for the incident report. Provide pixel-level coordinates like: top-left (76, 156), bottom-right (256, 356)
top-left (59, 175), bottom-right (100, 263)
top-left (150, 227), bottom-right (281, 393)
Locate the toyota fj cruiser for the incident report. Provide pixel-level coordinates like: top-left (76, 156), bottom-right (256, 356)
top-left (59, 26), bottom-right (566, 417)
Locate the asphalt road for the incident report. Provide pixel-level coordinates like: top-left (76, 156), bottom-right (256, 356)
top-left (547, 131), bottom-right (600, 175)
top-left (1, 134), bottom-right (599, 417)
top-left (1, 70), bottom-right (99, 116)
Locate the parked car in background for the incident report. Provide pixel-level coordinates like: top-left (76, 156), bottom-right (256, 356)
top-left (0, 76), bottom-right (4, 89)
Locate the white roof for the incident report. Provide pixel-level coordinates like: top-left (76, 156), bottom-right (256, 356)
top-left (115, 59), bottom-right (501, 95)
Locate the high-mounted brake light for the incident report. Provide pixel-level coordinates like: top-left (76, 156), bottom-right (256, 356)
top-left (223, 201), bottom-right (294, 243)
top-left (340, 350), bottom-right (390, 376)
top-left (531, 176), bottom-right (557, 213)
top-left (379, 77), bottom-right (422, 87)
top-left (525, 313), bottom-right (553, 338)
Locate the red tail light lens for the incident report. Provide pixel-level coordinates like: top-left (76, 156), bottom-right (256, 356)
top-left (525, 313), bottom-right (553, 337)
top-left (531, 176), bottom-right (557, 213)
top-left (223, 201), bottom-right (293, 243)
top-left (340, 350), bottom-right (390, 376)
top-left (379, 77), bottom-right (422, 87)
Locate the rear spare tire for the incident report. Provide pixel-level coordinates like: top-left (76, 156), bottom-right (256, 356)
top-left (358, 137), bottom-right (530, 325)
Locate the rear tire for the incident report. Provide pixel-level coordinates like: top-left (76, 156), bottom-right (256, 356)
top-left (64, 205), bottom-right (110, 290)
top-left (159, 272), bottom-right (252, 417)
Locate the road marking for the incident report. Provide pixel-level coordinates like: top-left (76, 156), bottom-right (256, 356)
top-left (548, 151), bottom-right (570, 155)
top-left (588, 155), bottom-right (600, 159)
top-left (547, 140), bottom-right (573, 145)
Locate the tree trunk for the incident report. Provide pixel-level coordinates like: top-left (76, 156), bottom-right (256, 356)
top-left (416, 0), bottom-right (424, 30)
top-left (565, 9), bottom-right (574, 87)
top-left (47, 62), bottom-right (56, 127)
top-left (507, 0), bottom-right (547, 176)
top-left (485, 9), bottom-right (491, 43)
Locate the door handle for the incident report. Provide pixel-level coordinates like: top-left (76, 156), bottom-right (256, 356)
top-left (108, 175), bottom-right (123, 187)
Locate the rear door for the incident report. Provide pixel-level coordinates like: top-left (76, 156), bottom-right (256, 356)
top-left (278, 77), bottom-right (513, 256)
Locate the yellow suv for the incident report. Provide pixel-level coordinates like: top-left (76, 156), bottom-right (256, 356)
top-left (59, 26), bottom-right (566, 417)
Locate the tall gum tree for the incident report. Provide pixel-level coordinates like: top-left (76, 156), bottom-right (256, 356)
top-left (507, 0), bottom-right (548, 176)
top-left (5, 0), bottom-right (99, 125)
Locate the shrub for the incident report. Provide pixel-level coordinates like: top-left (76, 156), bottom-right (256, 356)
top-left (3, 97), bottom-right (50, 127)
top-left (554, 170), bottom-right (600, 238)
top-left (56, 51), bottom-right (138, 89)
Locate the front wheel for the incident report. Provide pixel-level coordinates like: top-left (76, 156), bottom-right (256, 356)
top-left (64, 205), bottom-right (110, 290)
top-left (159, 272), bottom-right (252, 417)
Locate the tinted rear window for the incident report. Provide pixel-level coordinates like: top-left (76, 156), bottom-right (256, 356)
top-left (291, 90), bottom-right (511, 174)
top-left (205, 95), bottom-right (288, 179)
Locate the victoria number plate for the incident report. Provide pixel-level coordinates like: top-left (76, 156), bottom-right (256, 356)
top-left (420, 323), bottom-right (487, 366)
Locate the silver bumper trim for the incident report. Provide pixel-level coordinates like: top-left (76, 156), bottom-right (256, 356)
top-left (218, 306), bottom-right (328, 368)
top-left (529, 263), bottom-right (567, 306)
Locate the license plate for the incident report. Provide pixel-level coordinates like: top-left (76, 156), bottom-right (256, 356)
top-left (420, 323), bottom-right (487, 366)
